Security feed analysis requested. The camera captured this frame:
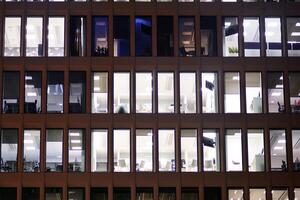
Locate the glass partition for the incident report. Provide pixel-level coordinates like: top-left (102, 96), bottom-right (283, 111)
top-left (113, 129), bottom-right (130, 172)
top-left (68, 129), bottom-right (85, 172)
top-left (48, 17), bottom-right (65, 57)
top-left (2, 72), bottom-right (20, 113)
top-left (23, 130), bottom-right (40, 172)
top-left (158, 129), bottom-right (175, 172)
top-left (92, 72), bottom-right (108, 113)
top-left (0, 129), bottom-right (18, 172)
top-left (4, 17), bottom-right (21, 57)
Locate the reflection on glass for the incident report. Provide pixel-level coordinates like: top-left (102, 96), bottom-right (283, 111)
top-left (271, 189), bottom-right (289, 200)
top-left (202, 72), bottom-right (218, 113)
top-left (203, 129), bottom-right (220, 171)
top-left (23, 130), bottom-right (40, 172)
top-left (181, 130), bottom-right (197, 172)
top-left (92, 72), bottom-right (108, 113)
top-left (268, 72), bottom-right (284, 113)
top-left (92, 17), bottom-right (108, 56)
top-left (70, 16), bottom-right (87, 56)
top-left (69, 72), bottom-right (86, 113)
top-left (292, 130), bottom-right (300, 171)
top-left (270, 130), bottom-right (287, 171)
top-left (114, 129), bottom-right (130, 172)
top-left (247, 129), bottom-right (264, 172)
top-left (243, 17), bottom-right (260, 57)
top-left (157, 16), bottom-right (174, 56)
top-left (224, 72), bottom-right (240, 113)
top-left (249, 189), bottom-right (266, 200)
top-left (179, 17), bottom-right (196, 57)
top-left (48, 17), bottom-right (65, 57)
top-left (180, 73), bottom-right (196, 113)
top-left (46, 129), bottom-right (63, 172)
top-left (47, 72), bottom-right (64, 113)
top-left (91, 188), bottom-right (108, 200)
top-left (200, 16), bottom-right (217, 56)
top-left (158, 73), bottom-right (174, 113)
top-left (289, 72), bottom-right (300, 113)
top-left (159, 188), bottom-right (176, 200)
top-left (0, 129), bottom-right (18, 172)
top-left (4, 17), bottom-right (21, 57)
top-left (223, 17), bottom-right (239, 57)
top-left (226, 129), bottom-right (242, 171)
top-left (113, 73), bottom-right (130, 114)
top-left (26, 17), bottom-right (43, 57)
top-left (287, 17), bottom-right (300, 57)
top-left (68, 188), bottom-right (85, 200)
top-left (136, 129), bottom-right (153, 172)
top-left (159, 129), bottom-right (175, 172)
top-left (2, 72), bottom-right (20, 113)
top-left (136, 73), bottom-right (152, 113)
top-left (114, 16), bottom-right (130, 56)
top-left (265, 18), bottom-right (282, 57)
top-left (135, 17), bottom-right (152, 56)
top-left (182, 188), bottom-right (198, 200)
top-left (246, 72), bottom-right (262, 113)
top-left (136, 188), bottom-right (153, 200)
top-left (46, 188), bottom-right (63, 200)
top-left (22, 188), bottom-right (40, 200)
top-left (68, 129), bottom-right (85, 172)
top-left (25, 72), bottom-right (42, 113)
top-left (228, 189), bottom-right (244, 200)
top-left (91, 129), bottom-right (108, 172)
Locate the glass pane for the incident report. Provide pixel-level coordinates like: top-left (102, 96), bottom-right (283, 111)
top-left (226, 129), bottom-right (242, 171)
top-left (92, 17), bottom-right (108, 56)
top-left (70, 16), bottom-right (87, 56)
top-left (26, 17), bottom-right (43, 57)
top-left (23, 130), bottom-right (40, 172)
top-left (158, 129), bottom-right (175, 172)
top-left (135, 17), bottom-right (152, 56)
top-left (91, 129), bottom-right (108, 172)
top-left (265, 17), bottom-right (282, 57)
top-left (295, 188), bottom-right (300, 200)
top-left (203, 129), bottom-right (220, 171)
top-left (224, 72), bottom-right (240, 113)
top-left (292, 130), bottom-right (300, 171)
top-left (287, 17), bottom-right (300, 57)
top-left (92, 72), bottom-right (108, 113)
top-left (0, 129), bottom-right (18, 172)
top-left (136, 129), bottom-right (153, 172)
top-left (91, 188), bottom-right (108, 200)
top-left (228, 189), bottom-right (244, 200)
top-left (69, 71), bottom-right (86, 113)
top-left (157, 16), bottom-right (174, 56)
top-left (25, 72), bottom-right (42, 113)
top-left (200, 16), bottom-right (217, 56)
top-left (223, 17), bottom-right (239, 57)
top-left (267, 72), bottom-right (284, 113)
top-left (289, 72), bottom-right (300, 113)
top-left (270, 130), bottom-right (287, 171)
top-left (182, 188), bottom-right (198, 200)
top-left (113, 73), bottom-right (130, 113)
top-left (179, 17), bottom-right (196, 57)
top-left (0, 188), bottom-right (17, 200)
top-left (4, 17), bottom-right (21, 57)
top-left (3, 72), bottom-right (20, 113)
top-left (47, 72), bottom-right (64, 113)
top-left (114, 16), bottom-right (130, 56)
top-left (46, 188), bottom-right (63, 200)
top-left (243, 17), bottom-right (260, 57)
top-left (136, 73), bottom-right (152, 113)
top-left (246, 72), bottom-right (262, 113)
top-left (158, 73), bottom-right (174, 113)
top-left (48, 17), bottom-right (65, 57)
top-left (136, 188), bottom-right (153, 200)
top-left (68, 188), bottom-right (85, 200)
top-left (201, 72), bottom-right (218, 113)
top-left (180, 73), bottom-right (196, 113)
top-left (159, 188), bottom-right (176, 200)
top-left (22, 188), bottom-right (39, 200)
top-left (46, 129), bottom-right (63, 172)
top-left (249, 189), bottom-right (266, 200)
top-left (114, 188), bottom-right (130, 200)
top-left (114, 130), bottom-right (130, 172)
top-left (247, 129), bottom-right (264, 172)
top-left (181, 129), bottom-right (197, 172)
top-left (204, 187), bottom-right (221, 200)
top-left (271, 189), bottom-right (289, 200)
top-left (68, 129), bottom-right (85, 172)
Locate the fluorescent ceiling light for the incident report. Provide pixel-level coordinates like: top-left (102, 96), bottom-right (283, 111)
top-left (94, 76), bottom-right (100, 81)
top-left (232, 76), bottom-right (240, 81)
top-left (182, 31), bottom-right (192, 36)
top-left (225, 22), bottom-right (231, 27)
top-left (26, 146), bottom-right (36, 150)
top-left (291, 32), bottom-right (300, 36)
top-left (275, 84), bottom-right (283, 88)
top-left (71, 140), bottom-right (81, 144)
top-left (69, 132), bottom-right (80, 136)
top-left (265, 32), bottom-right (274, 37)
top-left (27, 92), bottom-right (37, 97)
top-left (280, 76), bottom-right (283, 80)
top-left (25, 76), bottom-right (32, 80)
top-left (94, 87), bottom-right (100, 92)
top-left (24, 139), bottom-right (33, 144)
top-left (278, 139), bottom-right (286, 144)
top-left (271, 92), bottom-right (281, 97)
top-left (296, 22), bottom-right (300, 27)
top-left (25, 84), bottom-right (34, 88)
top-left (267, 21), bottom-right (278, 27)
top-left (274, 146), bottom-right (283, 150)
top-left (72, 147), bottom-right (82, 150)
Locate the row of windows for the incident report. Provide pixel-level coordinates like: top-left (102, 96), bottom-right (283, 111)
top-left (1, 128), bottom-right (300, 173)
top-left (2, 16), bottom-right (300, 57)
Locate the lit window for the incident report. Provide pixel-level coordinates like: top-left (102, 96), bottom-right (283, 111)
top-left (136, 129), bottom-right (153, 172)
top-left (0, 129), bottom-right (18, 172)
top-left (69, 71), bottom-right (86, 113)
top-left (292, 130), bottom-right (300, 171)
top-left (247, 129), bottom-right (265, 172)
top-left (48, 17), bottom-right (65, 57)
top-left (157, 16), bottom-right (174, 56)
top-left (203, 129), bottom-right (220, 171)
top-left (270, 129), bottom-right (287, 171)
top-left (91, 129), bottom-right (108, 172)
top-left (2, 72), bottom-right (20, 113)
top-left (92, 72), bottom-right (108, 113)
top-left (25, 72), bottom-right (42, 113)
top-left (181, 129), bottom-right (198, 172)
top-left (47, 72), bottom-right (64, 113)
top-left (224, 72), bottom-right (240, 113)
top-left (68, 129), bottom-right (85, 172)
top-left (287, 17), bottom-right (300, 57)
top-left (4, 17), bottom-right (21, 56)
top-left (201, 72), bottom-right (218, 113)
top-left (158, 72), bottom-right (174, 113)
top-left (180, 73), bottom-right (196, 113)
top-left (23, 130), bottom-right (40, 172)
top-left (265, 17), bottom-right (282, 57)
top-left (222, 17), bottom-right (239, 57)
top-left (243, 17), bottom-right (261, 57)
top-left (249, 189), bottom-right (266, 200)
top-left (271, 189), bottom-right (289, 200)
top-left (289, 72), bottom-right (300, 113)
top-left (267, 72), bottom-right (284, 113)
top-left (114, 16), bottom-right (130, 56)
top-left (46, 129), bottom-right (63, 172)
top-left (136, 188), bottom-right (153, 200)
top-left (228, 189), bottom-right (244, 200)
top-left (179, 17), bottom-right (196, 57)
top-left (225, 129), bottom-right (242, 171)
top-left (200, 16), bottom-right (217, 56)
top-left (295, 188), bottom-right (300, 200)
top-left (158, 129), bottom-right (175, 172)
top-left (26, 17), bottom-right (43, 57)
top-left (92, 17), bottom-right (108, 56)
top-left (113, 129), bottom-right (130, 172)
top-left (113, 72), bottom-right (130, 114)
top-left (135, 17), bottom-right (152, 56)
top-left (136, 73), bottom-right (152, 113)
top-left (70, 16), bottom-right (87, 56)
top-left (246, 72), bottom-right (262, 113)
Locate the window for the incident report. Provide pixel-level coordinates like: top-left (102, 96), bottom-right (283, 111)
top-left (182, 188), bottom-right (198, 200)
top-left (92, 72), bottom-right (108, 113)
top-left (247, 129), bottom-right (264, 172)
top-left (287, 17), bottom-right (300, 57)
top-left (203, 129), bottom-right (220, 171)
top-left (0, 129), bottom-right (18, 172)
top-left (200, 16), bottom-right (217, 56)
top-left (181, 129), bottom-right (197, 172)
top-left (23, 130), bottom-right (40, 172)
top-left (69, 71), bottom-right (86, 113)
top-left (224, 72), bottom-right (241, 113)
top-left (113, 129), bottom-right (130, 172)
top-left (91, 188), bottom-right (108, 200)
top-left (92, 17), bottom-right (108, 56)
top-left (204, 187), bottom-right (221, 200)
top-left (158, 129), bottom-right (175, 172)
top-left (22, 188), bottom-right (40, 200)
top-left (135, 17), bottom-right (152, 56)
top-left (136, 129), bottom-right (153, 172)
top-left (180, 73), bottom-right (196, 113)
top-left (26, 17), bottom-right (43, 57)
top-left (91, 129), bottom-right (108, 172)
top-left (136, 188), bottom-right (153, 200)
top-left (46, 129), bottom-right (63, 172)
top-left (0, 188), bottom-right (17, 200)
top-left (68, 129), bottom-right (85, 172)
top-left (159, 188), bottom-right (176, 200)
top-left (226, 129), bottom-right (242, 171)
top-left (223, 17), bottom-right (239, 57)
top-left (68, 188), bottom-right (85, 200)
top-left (114, 16), bottom-right (130, 57)
top-left (25, 72), bottom-right (42, 113)
top-left (2, 72), bottom-right (20, 113)
top-left (228, 189), bottom-right (244, 200)
top-left (47, 71), bottom-right (64, 113)
top-left (113, 72), bottom-right (130, 113)
top-left (70, 16), bottom-right (87, 56)
top-left (4, 17), bottom-right (21, 56)
top-left (158, 73), bottom-right (174, 113)
top-left (201, 72), bottom-right (218, 113)
top-left (267, 72), bottom-right (284, 113)
top-left (265, 17), bottom-right (282, 57)
top-left (48, 17), bottom-right (65, 57)
top-left (289, 72), bottom-right (300, 113)
top-left (270, 130), bottom-right (287, 171)
top-left (114, 188), bottom-right (130, 200)
top-left (250, 189), bottom-right (266, 200)
top-left (243, 17), bottom-right (261, 57)
top-left (246, 72), bottom-right (262, 113)
top-left (136, 72), bottom-right (152, 113)
top-left (292, 130), bottom-right (300, 171)
top-left (295, 188), bottom-right (300, 200)
top-left (157, 16), bottom-right (174, 56)
top-left (179, 17), bottom-right (196, 57)
top-left (46, 188), bottom-right (63, 200)
top-left (271, 189), bottom-right (289, 200)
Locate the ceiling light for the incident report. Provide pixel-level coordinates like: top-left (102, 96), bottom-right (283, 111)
top-left (275, 84), bottom-right (283, 88)
top-left (72, 147), bottom-right (82, 150)
top-left (291, 32), bottom-right (300, 36)
top-left (267, 21), bottom-right (278, 27)
top-left (271, 92), bottom-right (281, 97)
top-left (94, 76), bottom-right (100, 81)
top-left (265, 32), bottom-right (274, 37)
top-left (274, 146), bottom-right (283, 150)
top-left (24, 140), bottom-right (33, 144)
top-left (296, 23), bottom-right (300, 27)
top-left (69, 132), bottom-right (80, 136)
top-left (225, 22), bottom-right (231, 27)
top-left (94, 87), bottom-right (100, 92)
top-left (71, 140), bottom-right (81, 144)
top-left (232, 76), bottom-right (240, 81)
top-left (182, 31), bottom-right (192, 36)
top-left (278, 139), bottom-right (286, 144)
top-left (26, 146), bottom-right (35, 150)
top-left (25, 84), bottom-right (34, 88)
top-left (280, 76), bottom-right (283, 80)
top-left (27, 92), bottom-right (37, 97)
top-left (25, 76), bottom-right (32, 80)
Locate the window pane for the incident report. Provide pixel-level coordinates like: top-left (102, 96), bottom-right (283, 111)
top-left (113, 73), bottom-right (130, 113)
top-left (201, 72), bottom-right (218, 113)
top-left (26, 17), bottom-right (43, 57)
top-left (68, 188), bottom-right (85, 200)
top-left (4, 17), bottom-right (21, 57)
top-left (223, 17), bottom-right (239, 57)
top-left (246, 72), bottom-right (262, 113)
top-left (48, 17), bottom-right (65, 57)
top-left (114, 16), bottom-right (130, 57)
top-left (91, 129), bottom-right (108, 172)
top-left (295, 188), bottom-right (300, 200)
top-left (91, 188), bottom-right (107, 200)
top-left (272, 189), bottom-right (288, 200)
top-left (159, 188), bottom-right (176, 200)
top-left (68, 129), bottom-right (85, 172)
top-left (200, 16), bottom-right (217, 56)
top-left (136, 129), bottom-right (153, 172)
top-left (181, 129), bottom-right (197, 172)
top-left (0, 188), bottom-right (17, 200)
top-left (23, 130), bottom-right (40, 172)
top-left (136, 188), bottom-right (153, 200)
top-left (228, 189), bottom-right (244, 200)
top-left (0, 129), bottom-right (18, 172)
top-left (159, 129), bottom-right (175, 172)
top-left (92, 17), bottom-right (108, 56)
top-left (3, 72), bottom-right (20, 113)
top-left (114, 188), bottom-right (130, 200)
top-left (92, 72), bottom-right (108, 113)
top-left (69, 71), bottom-right (86, 113)
top-left (135, 17), bottom-right (152, 56)
top-left (47, 72), bottom-right (64, 113)
top-left (250, 189), bottom-right (266, 200)
top-left (243, 17), bottom-right (260, 57)
top-left (292, 130), bottom-right (300, 171)
top-left (226, 129), bottom-right (242, 171)
top-left (265, 17), bottom-right (282, 57)
top-left (247, 129), bottom-right (264, 172)
top-left (182, 188), bottom-right (198, 200)
top-left (46, 188), bottom-right (63, 200)
top-left (224, 72), bottom-right (240, 113)
top-left (180, 73), bottom-right (196, 113)
top-left (46, 129), bottom-right (63, 172)
top-left (204, 187), bottom-right (221, 200)
top-left (70, 16), bottom-right (87, 56)
top-left (287, 17), bottom-right (300, 57)
top-left (267, 72), bottom-right (284, 113)
top-left (179, 17), bottom-right (196, 57)
top-left (157, 16), bottom-right (174, 56)
top-left (203, 129), bottom-right (220, 171)
top-left (114, 129), bottom-right (130, 172)
top-left (25, 72), bottom-right (42, 113)
top-left (270, 130), bottom-right (287, 171)
top-left (289, 72), bottom-right (300, 113)
top-left (22, 188), bottom-right (39, 200)
top-left (158, 73), bottom-right (174, 113)
top-left (136, 73), bottom-right (152, 113)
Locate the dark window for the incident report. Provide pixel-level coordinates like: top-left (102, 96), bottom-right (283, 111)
top-left (69, 72), bottom-right (86, 113)
top-left (25, 72), bottom-right (42, 113)
top-left (113, 188), bottom-right (131, 200)
top-left (159, 188), bottom-right (176, 200)
top-left (68, 188), bottom-right (85, 200)
top-left (204, 187), bottom-right (221, 200)
top-left (200, 16), bottom-right (217, 56)
top-left (0, 129), bottom-right (18, 172)
top-left (136, 188), bottom-right (153, 200)
top-left (70, 16), bottom-right (87, 56)
top-left (92, 16), bottom-right (109, 56)
top-left (179, 17), bottom-right (196, 57)
top-left (157, 16), bottom-right (174, 56)
top-left (91, 188), bottom-right (108, 200)
top-left (22, 188), bottom-right (40, 200)
top-left (46, 188), bottom-right (63, 200)
top-left (2, 72), bottom-right (19, 113)
top-left (113, 16), bottom-right (130, 57)
top-left (182, 188), bottom-right (198, 200)
top-left (0, 188), bottom-right (17, 200)
top-left (135, 16), bottom-right (152, 56)
top-left (47, 72), bottom-right (64, 113)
